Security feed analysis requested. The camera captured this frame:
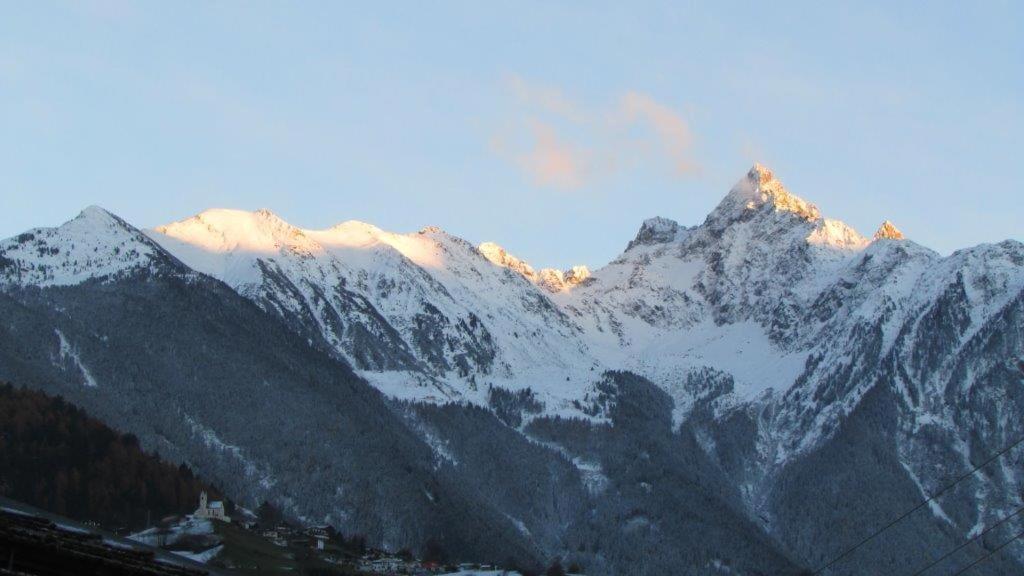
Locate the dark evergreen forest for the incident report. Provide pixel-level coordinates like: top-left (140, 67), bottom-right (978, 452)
top-left (0, 382), bottom-right (219, 531)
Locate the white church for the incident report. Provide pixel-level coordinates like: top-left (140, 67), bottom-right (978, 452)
top-left (194, 491), bottom-right (230, 522)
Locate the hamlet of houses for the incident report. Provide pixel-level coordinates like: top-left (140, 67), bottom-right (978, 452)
top-left (180, 492), bottom-right (508, 574)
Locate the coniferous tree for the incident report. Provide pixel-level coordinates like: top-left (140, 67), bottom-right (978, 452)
top-left (0, 383), bottom-right (218, 530)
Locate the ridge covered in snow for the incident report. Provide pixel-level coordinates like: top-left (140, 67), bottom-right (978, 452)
top-left (479, 241), bottom-right (538, 282)
top-left (149, 208), bottom-right (600, 414)
top-left (626, 217), bottom-right (685, 251)
top-left (3, 165), bottom-right (1021, 455)
top-left (142, 165), bottom-right (1024, 461)
top-left (479, 241), bottom-right (591, 293)
top-left (0, 206), bottom-right (170, 287)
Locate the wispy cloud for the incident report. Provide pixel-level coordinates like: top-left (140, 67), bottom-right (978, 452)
top-left (517, 120), bottom-right (587, 189)
top-left (508, 75), bottom-right (588, 124)
top-left (618, 91), bottom-right (696, 175)
top-left (494, 76), bottom-right (698, 190)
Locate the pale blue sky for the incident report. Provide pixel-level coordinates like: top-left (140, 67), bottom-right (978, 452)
top-left (1, 2), bottom-right (1021, 269)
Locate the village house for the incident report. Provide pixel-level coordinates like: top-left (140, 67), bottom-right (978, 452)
top-left (260, 527), bottom-right (287, 546)
top-left (306, 526), bottom-right (330, 551)
top-left (193, 491), bottom-right (229, 523)
top-left (360, 555), bottom-right (405, 573)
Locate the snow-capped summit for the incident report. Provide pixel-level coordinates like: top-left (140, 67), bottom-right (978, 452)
top-left (566, 265), bottom-right (591, 284)
top-left (706, 164), bottom-right (821, 228)
top-left (537, 265), bottom-right (592, 293)
top-left (0, 205), bottom-right (167, 287)
top-left (151, 208), bottom-right (326, 287)
top-left (873, 219), bottom-right (905, 240)
top-left (78, 204), bottom-right (117, 222)
top-left (323, 220), bottom-right (387, 242)
top-left (155, 208), bottom-right (317, 254)
top-left (626, 217), bottom-right (684, 250)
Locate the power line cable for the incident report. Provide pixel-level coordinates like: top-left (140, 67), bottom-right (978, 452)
top-left (946, 527), bottom-right (1024, 576)
top-left (813, 434), bottom-right (1024, 574)
top-left (904, 505), bottom-right (1024, 576)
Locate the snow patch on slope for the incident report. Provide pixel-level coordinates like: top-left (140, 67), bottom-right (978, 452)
top-left (185, 414), bottom-right (276, 490)
top-left (54, 329), bottom-right (99, 387)
top-left (900, 460), bottom-right (954, 525)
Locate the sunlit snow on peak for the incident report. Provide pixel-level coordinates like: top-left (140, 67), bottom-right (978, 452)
top-left (712, 163), bottom-right (821, 223)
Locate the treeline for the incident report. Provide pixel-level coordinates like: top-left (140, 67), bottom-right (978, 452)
top-left (0, 382), bottom-right (219, 530)
top-left (487, 385), bottom-right (544, 427)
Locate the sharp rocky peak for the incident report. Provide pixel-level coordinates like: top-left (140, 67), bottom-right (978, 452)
top-left (537, 265), bottom-right (591, 293)
top-left (707, 164), bottom-right (821, 228)
top-left (873, 220), bottom-right (905, 241)
top-left (627, 217), bottom-right (683, 251)
top-left (418, 225), bottom-right (445, 235)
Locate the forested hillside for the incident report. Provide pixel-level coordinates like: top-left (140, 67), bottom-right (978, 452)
top-left (0, 382), bottom-right (220, 530)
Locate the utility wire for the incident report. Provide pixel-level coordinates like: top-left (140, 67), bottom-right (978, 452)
top-left (904, 505), bottom-right (1024, 576)
top-left (812, 434), bottom-right (1024, 574)
top-left (946, 527), bottom-right (1024, 576)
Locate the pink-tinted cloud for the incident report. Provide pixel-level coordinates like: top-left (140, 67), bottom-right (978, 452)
top-left (618, 91), bottom-right (697, 175)
top-left (517, 120), bottom-right (587, 189)
top-left (507, 75), bottom-right (587, 124)
top-left (495, 77), bottom-right (698, 190)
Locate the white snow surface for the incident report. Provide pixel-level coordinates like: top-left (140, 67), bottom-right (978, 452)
top-left (54, 329), bottom-right (99, 388)
top-left (149, 208), bottom-right (602, 418)
top-left (128, 516), bottom-right (215, 547)
top-left (0, 206), bottom-right (163, 287)
top-left (173, 545), bottom-right (223, 563)
top-left (4, 165), bottom-right (1022, 462)
top-left (129, 517), bottom-right (223, 564)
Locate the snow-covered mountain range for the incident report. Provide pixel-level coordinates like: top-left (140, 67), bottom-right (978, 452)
top-left (141, 165), bottom-right (1022, 453)
top-left (1, 164), bottom-right (1021, 575)
top-left (148, 207), bottom-right (600, 408)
